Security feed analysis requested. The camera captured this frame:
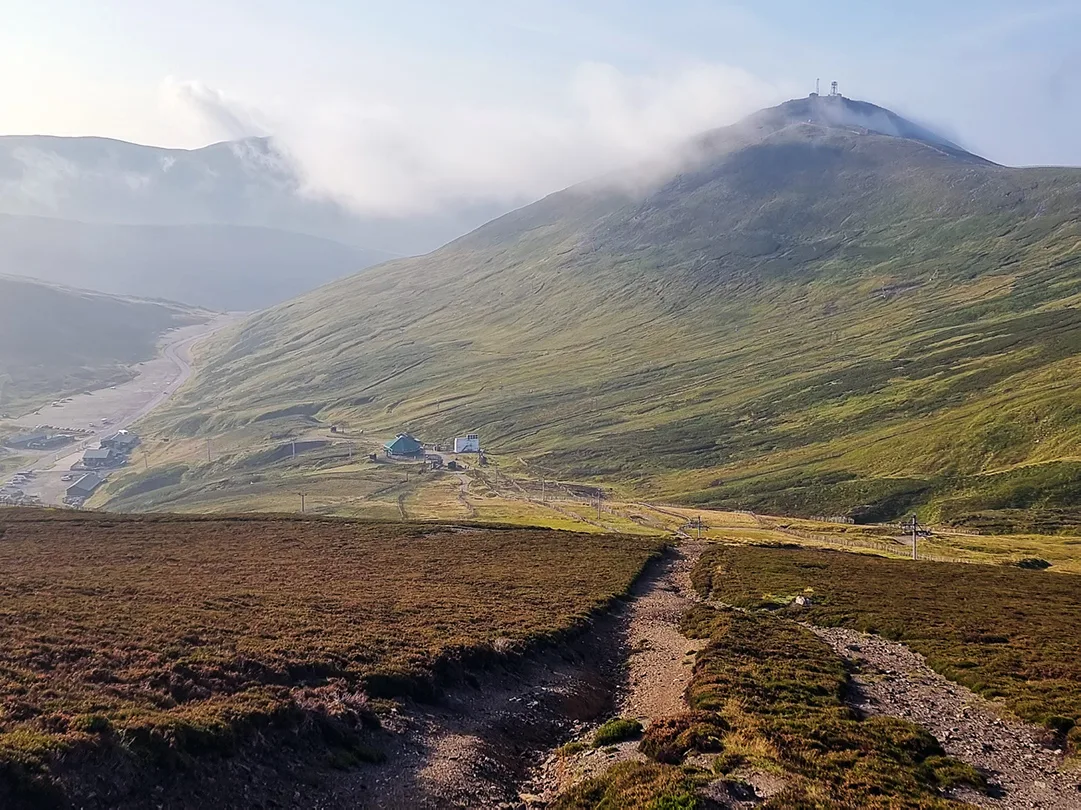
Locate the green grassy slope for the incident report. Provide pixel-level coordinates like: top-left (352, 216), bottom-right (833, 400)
top-left (148, 96), bottom-right (1081, 528)
top-left (0, 275), bottom-right (205, 413)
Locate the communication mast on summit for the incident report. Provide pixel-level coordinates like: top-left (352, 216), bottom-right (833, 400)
top-left (830, 81), bottom-right (839, 97)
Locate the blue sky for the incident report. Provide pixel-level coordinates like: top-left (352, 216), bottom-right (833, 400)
top-left (3, 1), bottom-right (1080, 211)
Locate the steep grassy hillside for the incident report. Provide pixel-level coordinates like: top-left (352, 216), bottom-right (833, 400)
top-left (147, 96), bottom-right (1081, 527)
top-left (0, 275), bottom-right (204, 413)
top-left (0, 508), bottom-right (661, 807)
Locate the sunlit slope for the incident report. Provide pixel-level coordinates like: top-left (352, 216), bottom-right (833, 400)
top-left (151, 98), bottom-right (1081, 526)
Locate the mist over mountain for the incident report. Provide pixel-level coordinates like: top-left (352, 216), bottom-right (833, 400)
top-left (151, 95), bottom-right (1081, 528)
top-left (0, 134), bottom-right (508, 254)
top-left (0, 214), bottom-right (385, 312)
top-left (0, 134), bottom-right (512, 309)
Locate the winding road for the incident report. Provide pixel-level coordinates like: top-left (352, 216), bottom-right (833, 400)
top-left (4, 313), bottom-right (239, 506)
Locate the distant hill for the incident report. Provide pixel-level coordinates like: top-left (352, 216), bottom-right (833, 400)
top-left (0, 134), bottom-right (508, 255)
top-left (0, 275), bottom-right (205, 413)
top-left (0, 134), bottom-right (519, 310)
top-left (0, 214), bottom-right (386, 311)
top-left (146, 95), bottom-right (1081, 529)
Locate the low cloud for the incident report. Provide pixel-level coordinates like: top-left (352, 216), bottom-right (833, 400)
top-left (164, 64), bottom-right (785, 216)
top-left (160, 78), bottom-right (267, 143)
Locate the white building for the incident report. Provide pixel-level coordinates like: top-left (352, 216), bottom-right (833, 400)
top-left (453, 433), bottom-right (480, 453)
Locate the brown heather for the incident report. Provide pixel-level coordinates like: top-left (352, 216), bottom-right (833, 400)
top-left (0, 508), bottom-right (661, 798)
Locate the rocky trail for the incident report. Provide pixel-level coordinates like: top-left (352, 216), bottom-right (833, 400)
top-left (332, 609), bottom-right (627, 808)
top-left (809, 625), bottom-right (1081, 809)
top-left (320, 541), bottom-right (1080, 808)
top-left (317, 546), bottom-right (696, 808)
top-left (322, 542), bottom-right (706, 808)
top-left (527, 541), bottom-right (707, 802)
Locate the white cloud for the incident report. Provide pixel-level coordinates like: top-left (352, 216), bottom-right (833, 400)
top-left (159, 78), bottom-right (266, 143)
top-left (163, 63), bottom-right (784, 216)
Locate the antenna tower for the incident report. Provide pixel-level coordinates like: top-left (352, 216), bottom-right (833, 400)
top-left (830, 81), bottom-right (839, 97)
top-left (815, 78), bottom-right (820, 95)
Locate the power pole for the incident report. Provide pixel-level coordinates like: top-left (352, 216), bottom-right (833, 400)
top-left (541, 479), bottom-right (546, 503)
top-left (291, 440), bottom-right (296, 460)
top-left (697, 516), bottom-right (702, 540)
top-left (143, 450), bottom-right (149, 471)
top-left (901, 514), bottom-right (929, 560)
top-left (206, 436), bottom-right (211, 463)
top-left (300, 493), bottom-right (306, 513)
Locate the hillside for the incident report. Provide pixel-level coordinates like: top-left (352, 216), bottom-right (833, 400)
top-left (0, 275), bottom-right (205, 413)
top-left (146, 95), bottom-right (1081, 529)
top-left (0, 508), bottom-right (660, 808)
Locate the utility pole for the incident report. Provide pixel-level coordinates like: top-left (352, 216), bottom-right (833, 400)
top-left (206, 436), bottom-right (211, 463)
top-left (541, 479), bottom-right (546, 503)
top-left (143, 450), bottom-right (149, 471)
top-left (300, 493), bottom-right (306, 513)
top-left (697, 516), bottom-right (702, 540)
top-left (901, 514), bottom-right (929, 560)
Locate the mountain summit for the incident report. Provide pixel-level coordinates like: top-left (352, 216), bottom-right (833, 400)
top-left (148, 97), bottom-right (1081, 529)
top-left (741, 93), bottom-right (973, 155)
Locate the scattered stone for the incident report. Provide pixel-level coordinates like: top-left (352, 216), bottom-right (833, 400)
top-left (807, 625), bottom-right (1081, 809)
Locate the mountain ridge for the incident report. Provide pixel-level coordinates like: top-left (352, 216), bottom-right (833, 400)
top-left (0, 132), bottom-right (512, 256)
top-left (137, 96), bottom-right (1081, 528)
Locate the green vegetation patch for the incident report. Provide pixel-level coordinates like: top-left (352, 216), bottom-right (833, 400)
top-left (696, 545), bottom-right (1081, 749)
top-left (0, 508), bottom-right (662, 800)
top-left (560, 606), bottom-right (980, 808)
top-left (677, 606), bottom-right (984, 806)
top-left (592, 717), bottom-right (644, 747)
top-left (552, 760), bottom-right (705, 810)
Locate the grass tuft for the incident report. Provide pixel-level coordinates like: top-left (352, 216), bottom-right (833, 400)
top-left (592, 718), bottom-right (644, 747)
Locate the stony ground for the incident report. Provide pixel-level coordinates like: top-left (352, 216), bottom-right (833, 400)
top-left (808, 624), bottom-right (1081, 810)
top-left (330, 612), bottom-right (627, 809)
top-left (526, 542), bottom-right (707, 803)
top-left (314, 543), bottom-right (1081, 809)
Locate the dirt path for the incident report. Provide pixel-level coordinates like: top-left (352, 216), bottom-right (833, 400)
top-left (314, 544), bottom-right (706, 808)
top-left (528, 542), bottom-right (707, 801)
top-left (455, 472), bottom-right (476, 518)
top-left (326, 584), bottom-right (632, 808)
top-left (809, 625), bottom-right (1081, 809)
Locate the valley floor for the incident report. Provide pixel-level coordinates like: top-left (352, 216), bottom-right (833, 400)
top-left (0, 313), bottom-right (239, 505)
